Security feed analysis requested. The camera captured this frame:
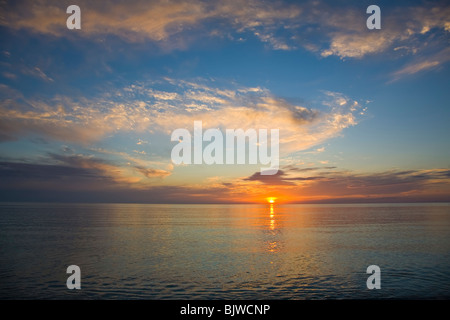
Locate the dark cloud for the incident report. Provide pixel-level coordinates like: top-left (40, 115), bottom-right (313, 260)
top-left (0, 184), bottom-right (235, 204)
top-left (264, 97), bottom-right (320, 124)
top-left (0, 160), bottom-right (108, 182)
top-left (0, 154), bottom-right (128, 192)
top-left (243, 170), bottom-right (296, 185)
top-left (243, 168), bottom-right (329, 185)
top-left (135, 166), bottom-right (171, 178)
top-left (242, 166), bottom-right (450, 202)
top-left (1, 158), bottom-right (449, 203)
top-left (343, 170), bottom-right (450, 189)
top-left (245, 166), bottom-right (450, 187)
top-left (283, 165), bottom-right (337, 172)
top-left (0, 159), bottom-right (233, 203)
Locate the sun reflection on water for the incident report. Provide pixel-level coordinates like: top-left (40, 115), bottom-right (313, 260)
top-left (266, 203), bottom-right (282, 253)
top-left (269, 203), bottom-right (275, 231)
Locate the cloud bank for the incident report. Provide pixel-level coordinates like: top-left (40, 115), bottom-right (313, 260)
top-left (1, 159), bottom-right (449, 203)
top-left (0, 79), bottom-right (364, 157)
top-left (1, 0), bottom-right (448, 61)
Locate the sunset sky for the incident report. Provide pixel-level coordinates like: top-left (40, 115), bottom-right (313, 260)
top-left (0, 0), bottom-right (449, 203)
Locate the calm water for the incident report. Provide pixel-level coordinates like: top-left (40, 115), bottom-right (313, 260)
top-left (0, 203), bottom-right (449, 299)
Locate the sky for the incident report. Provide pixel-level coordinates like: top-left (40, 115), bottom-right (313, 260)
top-left (0, 0), bottom-right (449, 203)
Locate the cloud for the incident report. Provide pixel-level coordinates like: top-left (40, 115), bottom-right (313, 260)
top-left (1, 159), bottom-right (448, 203)
top-left (244, 170), bottom-right (294, 186)
top-left (48, 153), bottom-right (143, 185)
top-left (5, 153), bottom-right (174, 189)
top-left (283, 166), bottom-right (336, 172)
top-left (0, 79), bottom-right (364, 157)
top-left (135, 166), bottom-right (171, 178)
top-left (395, 60), bottom-right (440, 75)
top-left (1, 0), bottom-right (205, 41)
top-left (390, 47), bottom-right (450, 81)
top-left (240, 166), bottom-right (450, 202)
top-left (243, 169), bottom-right (323, 186)
top-left (2, 0), bottom-right (448, 61)
top-left (0, 159), bottom-right (115, 192)
top-left (0, 0), bottom-right (300, 49)
top-left (316, 2), bottom-right (450, 59)
top-left (320, 33), bottom-right (394, 59)
top-left (21, 67), bottom-right (54, 82)
top-left (0, 158), bottom-right (231, 203)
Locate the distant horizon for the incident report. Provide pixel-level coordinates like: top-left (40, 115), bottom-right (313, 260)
top-left (1, 200), bottom-right (449, 205)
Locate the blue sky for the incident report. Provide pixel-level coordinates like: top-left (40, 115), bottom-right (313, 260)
top-left (0, 0), bottom-right (449, 203)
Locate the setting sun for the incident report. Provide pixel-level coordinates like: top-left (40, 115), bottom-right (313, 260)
top-left (267, 197), bottom-right (277, 204)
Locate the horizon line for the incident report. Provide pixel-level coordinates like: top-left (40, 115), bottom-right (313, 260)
top-left (1, 200), bottom-right (449, 205)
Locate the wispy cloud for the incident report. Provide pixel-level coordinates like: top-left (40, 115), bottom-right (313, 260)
top-left (390, 47), bottom-right (450, 81)
top-left (0, 79), bottom-right (364, 157)
top-left (21, 67), bottom-right (54, 82)
top-left (2, 0), bottom-right (448, 62)
top-left (135, 166), bottom-right (171, 179)
top-left (0, 0), bottom-right (300, 50)
top-left (315, 2), bottom-right (449, 60)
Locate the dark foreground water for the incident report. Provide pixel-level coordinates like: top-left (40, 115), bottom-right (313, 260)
top-left (0, 203), bottom-right (449, 299)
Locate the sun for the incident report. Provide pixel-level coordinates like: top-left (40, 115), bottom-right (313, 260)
top-left (266, 197), bottom-right (276, 204)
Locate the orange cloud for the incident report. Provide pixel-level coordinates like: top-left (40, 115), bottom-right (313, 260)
top-left (3, 0), bottom-right (447, 60)
top-left (0, 80), bottom-right (364, 157)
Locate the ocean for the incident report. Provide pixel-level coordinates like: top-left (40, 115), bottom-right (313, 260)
top-left (0, 203), bottom-right (449, 299)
